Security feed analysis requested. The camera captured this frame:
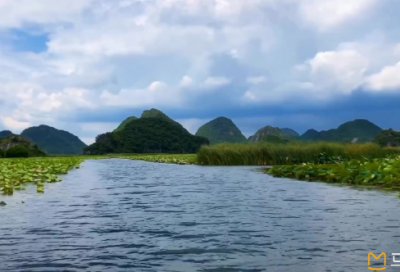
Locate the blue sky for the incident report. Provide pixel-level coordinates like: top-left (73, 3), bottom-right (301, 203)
top-left (0, 0), bottom-right (399, 144)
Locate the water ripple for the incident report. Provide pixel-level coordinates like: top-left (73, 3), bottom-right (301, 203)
top-left (0, 159), bottom-right (400, 272)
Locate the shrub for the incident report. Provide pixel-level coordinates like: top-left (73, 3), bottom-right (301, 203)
top-left (6, 145), bottom-right (29, 158)
top-left (0, 149), bottom-right (4, 158)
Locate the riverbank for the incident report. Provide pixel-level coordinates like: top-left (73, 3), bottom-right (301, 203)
top-left (197, 142), bottom-right (400, 165)
top-left (265, 156), bottom-right (400, 191)
top-left (110, 154), bottom-right (197, 165)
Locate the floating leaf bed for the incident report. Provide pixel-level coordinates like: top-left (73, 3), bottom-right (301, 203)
top-left (114, 154), bottom-right (197, 165)
top-left (265, 156), bottom-right (400, 190)
top-left (0, 157), bottom-right (85, 195)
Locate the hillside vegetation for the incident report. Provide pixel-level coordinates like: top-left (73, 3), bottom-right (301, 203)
top-left (374, 129), bottom-right (400, 147)
top-left (0, 135), bottom-right (46, 158)
top-left (248, 126), bottom-right (291, 144)
top-left (85, 117), bottom-right (209, 155)
top-left (299, 119), bottom-right (382, 143)
top-left (0, 130), bottom-right (13, 138)
top-left (280, 128), bottom-right (300, 138)
top-left (21, 125), bottom-right (87, 155)
top-left (113, 116), bottom-right (138, 132)
top-left (195, 117), bottom-right (247, 144)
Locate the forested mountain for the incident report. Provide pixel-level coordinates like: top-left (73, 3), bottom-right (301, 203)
top-left (21, 125), bottom-right (87, 155)
top-left (85, 117), bottom-right (208, 154)
top-left (299, 119), bottom-right (382, 143)
top-left (113, 116), bottom-right (138, 132)
top-left (195, 117), bottom-right (247, 144)
top-left (373, 129), bottom-right (400, 147)
top-left (0, 130), bottom-right (13, 138)
top-left (248, 126), bottom-right (291, 144)
top-left (0, 135), bottom-right (46, 157)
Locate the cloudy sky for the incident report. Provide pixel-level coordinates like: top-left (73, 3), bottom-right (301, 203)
top-left (0, 0), bottom-right (399, 144)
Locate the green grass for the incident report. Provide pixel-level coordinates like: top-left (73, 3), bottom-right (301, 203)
top-left (197, 142), bottom-right (400, 165)
top-left (265, 156), bottom-right (400, 190)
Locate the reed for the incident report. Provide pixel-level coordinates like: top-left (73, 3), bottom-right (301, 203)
top-left (196, 142), bottom-right (400, 166)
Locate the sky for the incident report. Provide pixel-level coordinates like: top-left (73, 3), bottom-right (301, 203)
top-left (0, 0), bottom-right (399, 144)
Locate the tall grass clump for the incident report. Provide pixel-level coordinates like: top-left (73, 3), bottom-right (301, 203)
top-left (197, 142), bottom-right (400, 166)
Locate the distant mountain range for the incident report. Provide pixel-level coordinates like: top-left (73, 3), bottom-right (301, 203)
top-left (194, 117), bottom-right (385, 145)
top-left (298, 119), bottom-right (382, 143)
top-left (0, 110), bottom-right (394, 157)
top-left (0, 125), bottom-right (87, 155)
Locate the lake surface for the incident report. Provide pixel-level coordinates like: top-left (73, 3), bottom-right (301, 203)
top-left (1, 159), bottom-right (400, 272)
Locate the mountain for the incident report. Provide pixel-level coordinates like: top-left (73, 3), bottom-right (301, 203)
top-left (0, 135), bottom-right (46, 157)
top-left (141, 108), bottom-right (189, 133)
top-left (280, 128), bottom-right (300, 138)
top-left (0, 130), bottom-right (13, 138)
top-left (299, 119), bottom-right (382, 143)
top-left (113, 116), bottom-right (138, 132)
top-left (373, 129), bottom-right (400, 147)
top-left (85, 117), bottom-right (209, 155)
top-left (21, 125), bottom-right (87, 155)
top-left (249, 126), bottom-right (291, 144)
top-left (141, 108), bottom-right (172, 119)
top-left (195, 117), bottom-right (247, 144)
top-left (300, 129), bottom-right (320, 141)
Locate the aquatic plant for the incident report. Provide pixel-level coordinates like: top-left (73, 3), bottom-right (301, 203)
top-left (265, 156), bottom-right (400, 190)
top-left (113, 154), bottom-right (197, 165)
top-left (197, 142), bottom-right (400, 166)
top-left (0, 157), bottom-right (84, 196)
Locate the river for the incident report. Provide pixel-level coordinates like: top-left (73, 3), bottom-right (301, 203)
top-left (0, 159), bottom-right (399, 271)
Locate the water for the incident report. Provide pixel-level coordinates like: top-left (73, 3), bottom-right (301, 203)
top-left (1, 159), bottom-right (400, 272)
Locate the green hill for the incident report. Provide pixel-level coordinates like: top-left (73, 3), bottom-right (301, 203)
top-left (373, 129), bottom-right (400, 147)
top-left (85, 117), bottom-right (209, 155)
top-left (195, 117), bottom-right (247, 144)
top-left (141, 108), bottom-right (189, 133)
top-left (299, 129), bottom-right (320, 141)
top-left (249, 126), bottom-right (291, 144)
top-left (280, 128), bottom-right (299, 138)
top-left (113, 116), bottom-right (138, 132)
top-left (0, 135), bottom-right (46, 157)
top-left (21, 125), bottom-right (87, 155)
top-left (0, 130), bottom-right (13, 138)
top-left (299, 119), bottom-right (382, 143)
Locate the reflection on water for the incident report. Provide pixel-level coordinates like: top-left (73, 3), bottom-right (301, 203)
top-left (0, 159), bottom-right (399, 272)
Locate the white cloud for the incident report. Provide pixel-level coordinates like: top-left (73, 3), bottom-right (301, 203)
top-left (1, 117), bottom-right (30, 131)
top-left (395, 44), bottom-right (400, 55)
top-left (365, 62), bottom-right (400, 91)
top-left (179, 76), bottom-right (193, 87)
top-left (307, 49), bottom-right (369, 94)
top-left (298, 0), bottom-right (379, 31)
top-left (0, 0), bottom-right (95, 28)
top-left (99, 81), bottom-right (184, 107)
top-left (242, 81), bottom-right (316, 104)
top-left (203, 77), bottom-right (231, 89)
top-left (247, 76), bottom-right (266, 84)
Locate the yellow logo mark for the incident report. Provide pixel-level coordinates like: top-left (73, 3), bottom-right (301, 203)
top-left (368, 252), bottom-right (387, 271)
